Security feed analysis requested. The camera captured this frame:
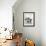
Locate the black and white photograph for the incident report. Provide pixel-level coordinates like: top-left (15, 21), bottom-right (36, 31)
top-left (23, 12), bottom-right (35, 27)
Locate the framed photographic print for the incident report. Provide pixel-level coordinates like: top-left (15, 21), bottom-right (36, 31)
top-left (23, 12), bottom-right (35, 27)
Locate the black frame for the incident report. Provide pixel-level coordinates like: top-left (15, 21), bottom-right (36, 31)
top-left (23, 12), bottom-right (35, 27)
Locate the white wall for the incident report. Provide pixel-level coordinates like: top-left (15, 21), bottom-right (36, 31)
top-left (13, 0), bottom-right (41, 46)
top-left (41, 0), bottom-right (46, 46)
top-left (0, 0), bottom-right (16, 30)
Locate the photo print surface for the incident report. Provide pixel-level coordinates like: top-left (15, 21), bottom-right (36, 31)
top-left (23, 12), bottom-right (35, 27)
